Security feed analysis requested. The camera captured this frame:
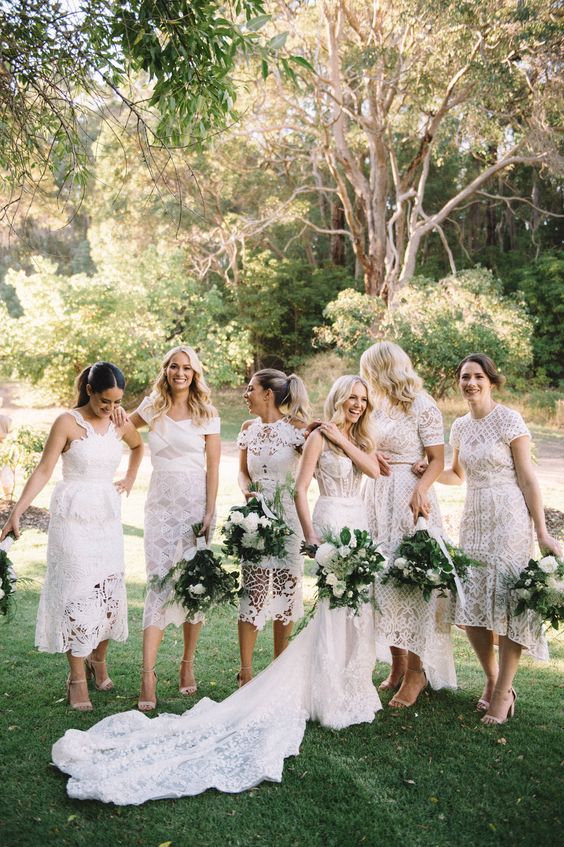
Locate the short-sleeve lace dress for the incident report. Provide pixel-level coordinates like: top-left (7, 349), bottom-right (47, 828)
top-left (450, 404), bottom-right (548, 659)
top-left (363, 392), bottom-right (456, 690)
top-left (35, 410), bottom-right (128, 656)
top-left (237, 418), bottom-right (305, 629)
top-left (137, 396), bottom-right (221, 630)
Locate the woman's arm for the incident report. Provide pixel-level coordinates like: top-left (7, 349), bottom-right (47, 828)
top-left (512, 436), bottom-right (562, 556)
top-left (318, 422), bottom-right (380, 479)
top-left (408, 443), bottom-right (444, 521)
top-left (0, 414), bottom-right (71, 540)
top-left (237, 420), bottom-right (253, 499)
top-left (202, 432), bottom-right (221, 539)
top-left (437, 448), bottom-right (465, 486)
top-left (294, 431), bottom-right (324, 546)
top-left (114, 421), bottom-right (144, 495)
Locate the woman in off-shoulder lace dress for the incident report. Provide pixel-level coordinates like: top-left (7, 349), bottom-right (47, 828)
top-left (123, 346), bottom-right (221, 711)
top-left (0, 363), bottom-right (143, 712)
top-left (51, 375), bottom-right (382, 804)
top-left (236, 369), bottom-right (309, 685)
top-left (361, 342), bottom-right (456, 707)
top-left (440, 353), bottom-right (562, 725)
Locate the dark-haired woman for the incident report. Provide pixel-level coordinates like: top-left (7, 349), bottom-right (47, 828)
top-left (237, 369), bottom-right (310, 685)
top-left (0, 363), bottom-right (143, 711)
top-left (439, 353), bottom-right (561, 724)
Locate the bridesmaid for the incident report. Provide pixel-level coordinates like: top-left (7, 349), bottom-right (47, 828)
top-left (439, 353), bottom-right (562, 724)
top-left (124, 346), bottom-right (221, 711)
top-left (236, 369), bottom-right (309, 686)
top-left (360, 341), bottom-right (456, 707)
top-left (0, 362), bottom-right (143, 710)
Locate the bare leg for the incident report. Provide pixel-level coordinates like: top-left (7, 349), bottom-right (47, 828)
top-left (237, 620), bottom-right (259, 685)
top-left (180, 621), bottom-right (203, 693)
top-left (389, 651), bottom-right (427, 708)
top-left (237, 566), bottom-right (270, 684)
top-left (139, 625), bottom-right (164, 704)
top-left (273, 620), bottom-right (293, 658)
top-left (66, 652), bottom-right (92, 710)
top-left (379, 646), bottom-right (408, 690)
top-left (465, 626), bottom-right (499, 709)
top-left (87, 638), bottom-right (112, 689)
top-left (482, 634), bottom-right (521, 724)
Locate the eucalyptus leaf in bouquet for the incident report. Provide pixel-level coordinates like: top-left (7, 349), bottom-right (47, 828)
top-left (511, 554), bottom-right (564, 632)
top-left (221, 481), bottom-right (294, 565)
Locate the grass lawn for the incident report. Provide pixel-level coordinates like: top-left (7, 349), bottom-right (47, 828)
top-left (1, 451), bottom-right (562, 847)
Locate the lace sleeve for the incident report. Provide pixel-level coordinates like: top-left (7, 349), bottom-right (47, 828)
top-left (500, 407), bottom-right (530, 444)
top-left (237, 422), bottom-right (254, 450)
top-left (416, 396), bottom-right (444, 447)
top-left (449, 418), bottom-right (462, 450)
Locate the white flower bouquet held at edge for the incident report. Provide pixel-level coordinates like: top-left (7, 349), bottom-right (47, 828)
top-left (510, 554), bottom-right (564, 632)
top-left (0, 533), bottom-right (31, 620)
top-left (221, 481), bottom-right (294, 565)
top-left (380, 516), bottom-right (481, 603)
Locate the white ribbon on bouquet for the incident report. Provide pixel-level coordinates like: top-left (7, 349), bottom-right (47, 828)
top-left (251, 491), bottom-right (278, 521)
top-left (415, 516), bottom-right (466, 607)
top-left (0, 535), bottom-right (15, 553)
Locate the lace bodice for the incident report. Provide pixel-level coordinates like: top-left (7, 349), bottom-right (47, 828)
top-left (450, 405), bottom-right (530, 489)
top-left (237, 418), bottom-right (305, 488)
top-left (372, 392), bottom-right (444, 463)
top-left (62, 411), bottom-right (123, 481)
top-left (315, 447), bottom-right (363, 498)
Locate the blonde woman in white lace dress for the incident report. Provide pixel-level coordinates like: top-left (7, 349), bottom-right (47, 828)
top-left (123, 346), bottom-right (221, 711)
top-left (361, 342), bottom-right (456, 707)
top-left (236, 369), bottom-right (309, 686)
top-left (439, 353), bottom-right (561, 725)
top-left (0, 363), bottom-right (143, 711)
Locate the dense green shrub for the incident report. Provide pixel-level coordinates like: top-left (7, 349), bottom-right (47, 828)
top-left (315, 269), bottom-right (534, 397)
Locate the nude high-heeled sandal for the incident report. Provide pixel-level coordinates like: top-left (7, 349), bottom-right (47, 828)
top-left (179, 659), bottom-right (197, 695)
top-left (66, 675), bottom-right (93, 712)
top-left (138, 668), bottom-right (158, 712)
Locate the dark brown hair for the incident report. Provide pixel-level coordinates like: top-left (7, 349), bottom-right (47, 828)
top-left (74, 362), bottom-right (126, 407)
top-left (455, 353), bottom-right (505, 387)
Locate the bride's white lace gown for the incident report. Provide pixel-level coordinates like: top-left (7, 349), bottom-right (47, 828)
top-left (136, 396), bottom-right (221, 629)
top-left (450, 404), bottom-right (548, 659)
top-left (363, 393), bottom-right (456, 690)
top-left (35, 411), bottom-right (128, 656)
top-left (51, 447), bottom-right (381, 803)
top-left (237, 418), bottom-right (305, 629)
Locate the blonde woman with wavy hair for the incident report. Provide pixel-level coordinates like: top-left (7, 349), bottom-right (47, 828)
top-left (116, 345), bottom-right (221, 710)
top-left (360, 342), bottom-right (456, 708)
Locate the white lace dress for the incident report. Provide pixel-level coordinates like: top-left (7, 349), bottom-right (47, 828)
top-left (137, 397), bottom-right (220, 630)
top-left (450, 404), bottom-right (548, 660)
top-left (51, 448), bottom-right (381, 804)
top-left (237, 418), bottom-right (305, 629)
top-left (364, 393), bottom-right (456, 690)
top-left (35, 411), bottom-right (128, 657)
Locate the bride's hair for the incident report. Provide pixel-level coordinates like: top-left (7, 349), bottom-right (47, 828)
top-left (360, 341), bottom-right (423, 414)
top-left (324, 375), bottom-right (374, 453)
top-left (74, 362), bottom-right (125, 408)
top-left (150, 345), bottom-right (214, 426)
top-left (252, 369), bottom-right (310, 422)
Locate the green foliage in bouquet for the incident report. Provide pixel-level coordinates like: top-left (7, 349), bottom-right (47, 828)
top-left (152, 524), bottom-right (238, 619)
top-left (382, 523), bottom-right (480, 602)
top-left (511, 555), bottom-right (564, 632)
top-left (0, 533), bottom-right (31, 620)
top-left (221, 482), bottom-right (293, 565)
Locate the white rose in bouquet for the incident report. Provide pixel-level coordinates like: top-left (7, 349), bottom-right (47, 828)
top-left (243, 513), bottom-right (260, 534)
top-left (332, 581), bottom-right (346, 598)
top-left (229, 511), bottom-right (245, 527)
top-left (547, 576), bottom-right (564, 593)
top-left (325, 572), bottom-right (339, 587)
top-left (338, 545), bottom-right (351, 558)
top-left (0, 587), bottom-right (4, 600)
top-left (426, 568), bottom-right (441, 584)
top-left (517, 588), bottom-right (531, 600)
top-left (538, 556), bottom-right (558, 574)
top-left (316, 542), bottom-right (338, 569)
top-left (189, 583), bottom-right (206, 596)
top-left (394, 557), bottom-right (408, 570)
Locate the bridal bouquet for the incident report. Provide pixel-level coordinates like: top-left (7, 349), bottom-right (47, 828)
top-left (0, 533), bottom-right (19, 618)
top-left (152, 523), bottom-right (239, 618)
top-left (302, 526), bottom-right (386, 615)
top-left (511, 554), bottom-right (564, 631)
top-left (222, 482), bottom-right (293, 565)
top-left (381, 517), bottom-right (479, 602)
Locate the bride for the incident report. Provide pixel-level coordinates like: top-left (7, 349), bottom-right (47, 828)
top-left (52, 375), bottom-right (382, 804)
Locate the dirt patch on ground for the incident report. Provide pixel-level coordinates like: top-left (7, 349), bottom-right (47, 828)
top-left (545, 507), bottom-right (564, 541)
top-left (0, 500), bottom-right (50, 533)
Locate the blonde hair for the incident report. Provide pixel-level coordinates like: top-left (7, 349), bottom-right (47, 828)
top-left (360, 341), bottom-right (423, 414)
top-left (150, 345), bottom-right (213, 425)
top-left (253, 369), bottom-right (310, 422)
top-left (324, 375), bottom-right (375, 453)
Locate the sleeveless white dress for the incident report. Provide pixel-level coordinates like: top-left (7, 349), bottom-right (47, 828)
top-left (363, 393), bottom-right (456, 690)
top-left (137, 396), bottom-right (221, 629)
top-left (51, 448), bottom-right (381, 803)
top-left (35, 411), bottom-right (128, 657)
top-left (237, 418), bottom-right (305, 628)
top-left (450, 404), bottom-right (548, 660)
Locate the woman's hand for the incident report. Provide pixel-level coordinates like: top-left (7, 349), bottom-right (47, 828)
top-left (110, 406), bottom-right (128, 427)
top-left (0, 514), bottom-right (20, 541)
top-left (537, 532), bottom-right (563, 558)
top-left (114, 475), bottom-right (135, 496)
top-left (201, 512), bottom-right (214, 541)
top-left (408, 486), bottom-right (431, 522)
top-left (304, 420), bottom-right (322, 439)
top-left (411, 459), bottom-right (428, 477)
top-left (376, 452), bottom-right (392, 476)
top-left (318, 421), bottom-right (347, 448)
top-left (305, 532), bottom-right (322, 547)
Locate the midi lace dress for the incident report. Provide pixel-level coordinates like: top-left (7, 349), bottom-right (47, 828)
top-left (137, 397), bottom-right (220, 630)
top-left (35, 410), bottom-right (128, 657)
top-left (364, 392), bottom-right (456, 690)
top-left (237, 418), bottom-right (305, 629)
top-left (51, 444), bottom-right (380, 804)
top-left (450, 404), bottom-right (548, 659)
